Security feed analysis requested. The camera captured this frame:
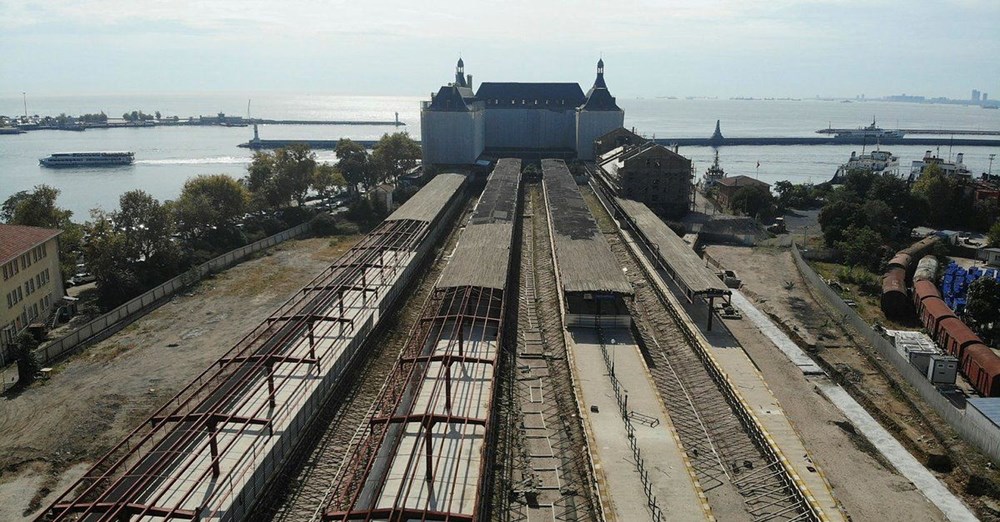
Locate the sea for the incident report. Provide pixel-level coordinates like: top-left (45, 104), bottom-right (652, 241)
top-left (1, 94), bottom-right (999, 219)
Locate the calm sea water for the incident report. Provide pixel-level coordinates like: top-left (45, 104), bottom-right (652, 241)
top-left (1, 94), bottom-right (998, 218)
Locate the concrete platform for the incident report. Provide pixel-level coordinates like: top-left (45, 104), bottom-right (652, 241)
top-left (620, 231), bottom-right (846, 522)
top-left (568, 327), bottom-right (711, 521)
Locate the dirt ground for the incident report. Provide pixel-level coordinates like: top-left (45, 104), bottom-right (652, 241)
top-left (707, 244), bottom-right (1000, 520)
top-left (0, 235), bottom-right (360, 520)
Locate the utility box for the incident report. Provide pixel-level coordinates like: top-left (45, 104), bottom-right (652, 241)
top-left (927, 354), bottom-right (959, 385)
top-left (907, 350), bottom-right (938, 375)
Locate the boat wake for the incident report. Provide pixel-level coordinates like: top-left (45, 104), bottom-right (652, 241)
top-left (135, 156), bottom-right (249, 166)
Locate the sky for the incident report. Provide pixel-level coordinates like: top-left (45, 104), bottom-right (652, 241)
top-left (1, 0), bottom-right (999, 99)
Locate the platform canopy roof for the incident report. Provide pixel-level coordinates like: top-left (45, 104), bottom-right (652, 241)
top-left (542, 159), bottom-right (632, 296)
top-left (387, 173), bottom-right (467, 223)
top-left (616, 198), bottom-right (730, 299)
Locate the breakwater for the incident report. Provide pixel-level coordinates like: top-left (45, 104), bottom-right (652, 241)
top-left (653, 136), bottom-right (1000, 147)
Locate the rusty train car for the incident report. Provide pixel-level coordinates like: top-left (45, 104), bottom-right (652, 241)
top-left (913, 275), bottom-right (1000, 397)
top-left (880, 236), bottom-right (939, 319)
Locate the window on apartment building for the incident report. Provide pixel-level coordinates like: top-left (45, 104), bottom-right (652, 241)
top-left (5, 294), bottom-right (11, 308)
top-left (2, 265), bottom-right (7, 280)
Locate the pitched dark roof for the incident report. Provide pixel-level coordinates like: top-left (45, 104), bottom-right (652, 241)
top-left (0, 224), bottom-right (61, 264)
top-left (717, 175), bottom-right (770, 189)
top-left (475, 82), bottom-right (586, 107)
top-left (581, 88), bottom-right (620, 111)
top-left (428, 85), bottom-right (470, 111)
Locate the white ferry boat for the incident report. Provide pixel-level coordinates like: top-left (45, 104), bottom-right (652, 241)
top-left (39, 151), bottom-right (135, 168)
top-left (832, 148), bottom-right (901, 182)
top-left (819, 118), bottom-right (905, 140)
top-left (909, 150), bottom-right (972, 181)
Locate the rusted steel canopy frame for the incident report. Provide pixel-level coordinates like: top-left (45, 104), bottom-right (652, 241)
top-left (334, 508), bottom-right (473, 522)
top-left (325, 286), bottom-right (470, 512)
top-left (43, 219), bottom-right (428, 521)
top-left (326, 285), bottom-right (505, 522)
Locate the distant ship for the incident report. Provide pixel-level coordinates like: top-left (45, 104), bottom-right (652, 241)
top-left (832, 148), bottom-right (901, 182)
top-left (702, 150), bottom-right (727, 187)
top-left (818, 117), bottom-right (906, 139)
top-left (39, 151), bottom-right (135, 168)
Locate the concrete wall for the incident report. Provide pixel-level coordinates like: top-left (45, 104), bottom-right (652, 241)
top-left (23, 223), bottom-right (310, 374)
top-left (484, 108), bottom-right (576, 150)
top-left (575, 109), bottom-right (625, 161)
top-left (420, 109), bottom-right (485, 165)
top-left (790, 244), bottom-right (1000, 465)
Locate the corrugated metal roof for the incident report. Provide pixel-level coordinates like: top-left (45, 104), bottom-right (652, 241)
top-left (439, 160), bottom-right (521, 290)
top-left (0, 224), bottom-right (62, 265)
top-left (471, 159), bottom-right (521, 225)
top-left (969, 397), bottom-right (1000, 428)
top-left (437, 223), bottom-right (514, 290)
top-left (387, 173), bottom-right (467, 223)
top-left (615, 198), bottom-right (729, 298)
top-left (542, 159), bottom-right (632, 295)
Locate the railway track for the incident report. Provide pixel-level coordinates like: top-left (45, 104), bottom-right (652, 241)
top-left (490, 184), bottom-right (600, 522)
top-left (258, 201), bottom-right (474, 522)
top-left (587, 187), bottom-right (812, 522)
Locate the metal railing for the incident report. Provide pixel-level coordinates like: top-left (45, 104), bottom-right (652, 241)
top-left (596, 327), bottom-right (666, 522)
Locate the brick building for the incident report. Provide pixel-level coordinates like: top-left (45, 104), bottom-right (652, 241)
top-left (598, 142), bottom-right (693, 218)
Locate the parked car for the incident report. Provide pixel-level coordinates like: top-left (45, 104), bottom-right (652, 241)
top-left (66, 272), bottom-right (96, 286)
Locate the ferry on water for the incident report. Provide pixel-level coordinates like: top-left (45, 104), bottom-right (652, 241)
top-left (832, 148), bottom-right (901, 182)
top-left (39, 151), bottom-right (135, 168)
top-left (819, 118), bottom-right (906, 140)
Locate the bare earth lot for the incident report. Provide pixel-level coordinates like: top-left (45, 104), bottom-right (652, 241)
top-left (0, 236), bottom-right (359, 520)
top-left (707, 244), bottom-right (1000, 520)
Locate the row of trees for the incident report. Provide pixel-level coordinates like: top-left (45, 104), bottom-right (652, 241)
top-left (3, 133), bottom-right (421, 310)
top-left (122, 110), bottom-right (159, 122)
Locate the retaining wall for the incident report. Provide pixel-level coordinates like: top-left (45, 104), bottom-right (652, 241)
top-left (1, 223), bottom-right (311, 394)
top-left (790, 244), bottom-right (1000, 465)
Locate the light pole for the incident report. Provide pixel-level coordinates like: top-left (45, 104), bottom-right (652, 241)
top-left (22, 92), bottom-right (27, 119)
top-left (990, 154), bottom-right (996, 177)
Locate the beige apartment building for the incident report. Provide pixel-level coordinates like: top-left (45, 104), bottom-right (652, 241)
top-left (1, 224), bottom-right (64, 362)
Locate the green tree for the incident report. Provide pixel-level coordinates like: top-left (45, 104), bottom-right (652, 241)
top-left (860, 199), bottom-right (894, 239)
top-left (243, 150), bottom-right (285, 210)
top-left (819, 199), bottom-right (862, 246)
top-left (988, 221), bottom-right (1000, 247)
top-left (774, 181), bottom-right (821, 211)
top-left (841, 168), bottom-right (878, 200)
top-left (911, 164), bottom-right (959, 227)
top-left (12, 332), bottom-right (40, 386)
top-left (1, 185), bottom-right (72, 229)
top-left (335, 138), bottom-right (370, 193)
top-left (835, 225), bottom-right (885, 271)
top-left (729, 185), bottom-right (774, 219)
top-left (372, 132), bottom-right (421, 183)
top-left (966, 278), bottom-right (1000, 345)
top-left (116, 191), bottom-right (172, 259)
top-left (313, 163), bottom-right (347, 198)
top-left (172, 175), bottom-right (249, 240)
top-left (273, 144), bottom-right (317, 206)
top-left (82, 211), bottom-right (146, 308)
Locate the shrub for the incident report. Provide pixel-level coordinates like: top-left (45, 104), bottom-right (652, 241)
top-left (836, 265), bottom-right (881, 296)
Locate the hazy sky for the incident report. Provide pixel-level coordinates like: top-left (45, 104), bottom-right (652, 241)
top-left (2, 0), bottom-right (998, 99)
